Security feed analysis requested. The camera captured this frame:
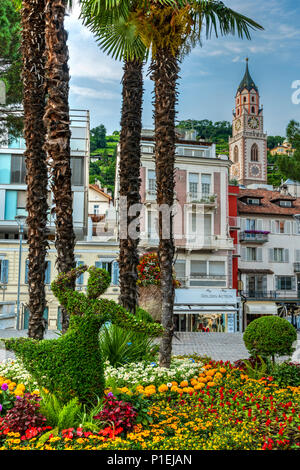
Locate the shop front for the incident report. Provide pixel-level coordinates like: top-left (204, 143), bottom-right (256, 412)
top-left (173, 288), bottom-right (241, 333)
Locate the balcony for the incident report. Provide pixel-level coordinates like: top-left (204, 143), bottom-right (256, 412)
top-left (184, 234), bottom-right (233, 251)
top-left (294, 263), bottom-right (300, 273)
top-left (242, 290), bottom-right (299, 300)
top-left (190, 274), bottom-right (227, 287)
top-left (187, 192), bottom-right (217, 206)
top-left (240, 231), bottom-right (269, 244)
top-left (144, 190), bottom-right (156, 202)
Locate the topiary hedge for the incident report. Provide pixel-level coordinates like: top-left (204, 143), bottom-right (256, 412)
top-left (243, 316), bottom-right (297, 362)
top-left (4, 266), bottom-right (163, 404)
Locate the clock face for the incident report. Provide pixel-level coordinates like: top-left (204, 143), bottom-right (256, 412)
top-left (248, 117), bottom-right (259, 129)
top-left (235, 119), bottom-right (241, 131)
top-left (250, 165), bottom-right (260, 177)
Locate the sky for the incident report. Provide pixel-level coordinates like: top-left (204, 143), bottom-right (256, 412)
top-left (66, 0), bottom-right (300, 136)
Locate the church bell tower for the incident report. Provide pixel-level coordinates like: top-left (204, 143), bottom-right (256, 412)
top-left (229, 59), bottom-right (268, 186)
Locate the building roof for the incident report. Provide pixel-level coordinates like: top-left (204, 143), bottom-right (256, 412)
top-left (238, 188), bottom-right (300, 216)
top-left (237, 59), bottom-right (258, 93)
top-left (89, 184), bottom-right (112, 200)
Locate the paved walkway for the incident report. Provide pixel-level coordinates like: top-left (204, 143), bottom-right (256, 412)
top-left (0, 330), bottom-right (299, 364)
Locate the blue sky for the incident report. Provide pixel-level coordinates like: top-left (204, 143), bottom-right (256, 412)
top-left (66, 0), bottom-right (300, 136)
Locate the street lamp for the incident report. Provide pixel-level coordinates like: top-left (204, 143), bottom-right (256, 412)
top-left (15, 215), bottom-right (26, 330)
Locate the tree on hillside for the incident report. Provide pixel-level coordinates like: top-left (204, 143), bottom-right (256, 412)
top-left (0, 0), bottom-right (23, 143)
top-left (177, 119), bottom-right (232, 142)
top-left (267, 135), bottom-right (285, 150)
top-left (278, 120), bottom-right (300, 183)
top-left (90, 124), bottom-right (107, 151)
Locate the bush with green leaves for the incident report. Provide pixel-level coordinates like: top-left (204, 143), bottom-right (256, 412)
top-left (243, 316), bottom-right (297, 362)
top-left (271, 362), bottom-right (300, 387)
top-left (39, 393), bottom-right (81, 431)
top-left (4, 266), bottom-right (163, 403)
top-left (100, 307), bottom-right (158, 367)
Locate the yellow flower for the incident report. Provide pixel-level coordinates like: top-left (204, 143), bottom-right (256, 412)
top-left (194, 383), bottom-right (205, 390)
top-left (180, 380), bottom-right (188, 388)
top-left (158, 384), bottom-right (168, 393)
top-left (207, 381), bottom-right (216, 387)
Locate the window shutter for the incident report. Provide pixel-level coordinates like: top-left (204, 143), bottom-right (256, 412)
top-left (292, 277), bottom-right (296, 291)
top-left (241, 247), bottom-right (246, 261)
top-left (112, 261), bottom-right (119, 285)
top-left (284, 249), bottom-right (289, 263)
top-left (1, 259), bottom-right (9, 284)
top-left (45, 261), bottom-right (51, 285)
top-left (269, 249), bottom-right (274, 262)
top-left (95, 261), bottom-right (103, 269)
top-left (25, 259), bottom-right (29, 284)
top-left (295, 250), bottom-right (300, 262)
top-left (271, 221), bottom-right (276, 233)
top-left (257, 247), bottom-right (263, 262)
top-left (241, 219), bottom-right (246, 231)
top-left (285, 221), bottom-right (291, 234)
top-left (76, 260), bottom-right (84, 285)
top-left (256, 219), bottom-right (263, 231)
top-left (262, 276), bottom-right (267, 293)
top-left (275, 276), bottom-right (279, 290)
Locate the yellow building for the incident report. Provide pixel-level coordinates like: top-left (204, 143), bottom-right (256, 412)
top-left (270, 140), bottom-right (295, 156)
top-left (0, 239), bottom-right (120, 330)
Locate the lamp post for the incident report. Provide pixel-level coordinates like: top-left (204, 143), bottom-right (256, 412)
top-left (15, 215), bottom-right (26, 330)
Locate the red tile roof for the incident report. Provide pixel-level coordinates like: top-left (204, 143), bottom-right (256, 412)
top-left (238, 188), bottom-right (300, 216)
top-left (89, 184), bottom-right (112, 200)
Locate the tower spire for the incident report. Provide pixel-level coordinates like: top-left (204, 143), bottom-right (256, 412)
top-left (237, 58), bottom-right (258, 93)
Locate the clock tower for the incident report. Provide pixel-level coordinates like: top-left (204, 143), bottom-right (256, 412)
top-left (229, 59), bottom-right (267, 186)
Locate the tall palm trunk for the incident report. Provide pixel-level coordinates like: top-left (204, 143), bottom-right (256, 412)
top-left (22, 0), bottom-right (49, 340)
top-left (151, 49), bottom-right (179, 367)
top-left (119, 58), bottom-right (143, 314)
top-left (43, 0), bottom-right (75, 333)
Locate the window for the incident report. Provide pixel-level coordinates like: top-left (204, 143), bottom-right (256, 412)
top-left (11, 155), bottom-right (26, 184)
top-left (95, 260), bottom-right (119, 285)
top-left (247, 198), bottom-right (260, 205)
top-left (234, 146), bottom-right (239, 163)
top-left (246, 219), bottom-right (256, 231)
top-left (251, 106), bottom-right (255, 114)
top-left (251, 144), bottom-right (259, 162)
top-left (189, 173), bottom-right (198, 198)
top-left (93, 205), bottom-right (99, 215)
top-left (279, 200), bottom-right (292, 207)
top-left (174, 260), bottom-right (186, 281)
top-left (0, 259), bottom-right (9, 284)
top-left (17, 191), bottom-right (27, 216)
top-left (243, 96), bottom-right (247, 103)
top-left (76, 260), bottom-right (85, 285)
top-left (201, 174), bottom-right (211, 196)
top-left (270, 248), bottom-right (289, 263)
top-left (190, 260), bottom-right (226, 286)
top-left (276, 276), bottom-right (295, 291)
top-left (209, 261), bottom-right (225, 277)
top-left (246, 247), bottom-right (258, 261)
top-left (251, 96), bottom-right (255, 102)
top-left (148, 170), bottom-right (156, 195)
top-left (70, 157), bottom-right (84, 185)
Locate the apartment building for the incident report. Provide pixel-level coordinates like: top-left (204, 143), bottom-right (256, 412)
top-left (0, 109), bottom-right (90, 240)
top-left (115, 130), bottom-right (241, 333)
top-left (237, 187), bottom-right (300, 328)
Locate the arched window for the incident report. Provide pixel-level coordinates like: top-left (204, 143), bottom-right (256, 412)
top-left (251, 96), bottom-right (255, 102)
top-left (243, 96), bottom-right (247, 103)
top-left (251, 106), bottom-right (255, 114)
top-left (234, 146), bottom-right (239, 163)
top-left (251, 143), bottom-right (259, 162)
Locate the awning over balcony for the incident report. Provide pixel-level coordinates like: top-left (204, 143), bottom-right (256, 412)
top-left (245, 302), bottom-right (278, 315)
top-left (239, 269), bottom-right (274, 274)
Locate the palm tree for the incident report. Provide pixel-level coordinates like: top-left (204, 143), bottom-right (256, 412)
top-left (43, 0), bottom-right (76, 333)
top-left (147, 1), bottom-right (263, 367)
top-left (17, 0), bottom-right (49, 340)
top-left (81, 1), bottom-right (147, 314)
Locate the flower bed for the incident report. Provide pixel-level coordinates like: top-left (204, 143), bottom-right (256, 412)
top-left (0, 358), bottom-right (300, 450)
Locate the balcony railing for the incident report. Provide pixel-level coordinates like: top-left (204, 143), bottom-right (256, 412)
top-left (145, 190), bottom-right (156, 201)
top-left (294, 263), bottom-right (300, 273)
top-left (242, 290), bottom-right (299, 299)
top-left (240, 231), bottom-right (269, 243)
top-left (187, 192), bottom-right (217, 205)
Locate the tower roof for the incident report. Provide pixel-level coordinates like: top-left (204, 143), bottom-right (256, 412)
top-left (237, 59), bottom-right (258, 93)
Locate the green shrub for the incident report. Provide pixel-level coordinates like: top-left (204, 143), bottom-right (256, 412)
top-left (100, 308), bottom-right (158, 367)
top-left (271, 362), bottom-right (300, 387)
top-left (4, 266), bottom-right (164, 403)
top-left (243, 316), bottom-right (297, 362)
top-left (39, 393), bottom-right (81, 430)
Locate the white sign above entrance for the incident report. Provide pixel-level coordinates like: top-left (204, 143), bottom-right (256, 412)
top-left (174, 288), bottom-right (237, 306)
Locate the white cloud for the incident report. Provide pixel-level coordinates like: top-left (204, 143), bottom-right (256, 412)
top-left (70, 85), bottom-right (119, 100)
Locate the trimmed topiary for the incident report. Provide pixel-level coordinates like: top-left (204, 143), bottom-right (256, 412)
top-left (4, 266), bottom-right (163, 403)
top-left (243, 316), bottom-right (297, 362)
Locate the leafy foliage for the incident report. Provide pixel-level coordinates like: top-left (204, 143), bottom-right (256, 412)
top-left (278, 120), bottom-right (300, 183)
top-left (2, 393), bottom-right (46, 434)
top-left (177, 119), bottom-right (232, 142)
top-left (243, 316), bottom-right (297, 361)
top-left (94, 394), bottom-right (137, 432)
top-left (271, 362), bottom-right (300, 388)
top-left (137, 252), bottom-right (180, 287)
top-left (39, 393), bottom-right (81, 431)
top-left (90, 124), bottom-right (107, 151)
top-left (4, 266), bottom-right (163, 403)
